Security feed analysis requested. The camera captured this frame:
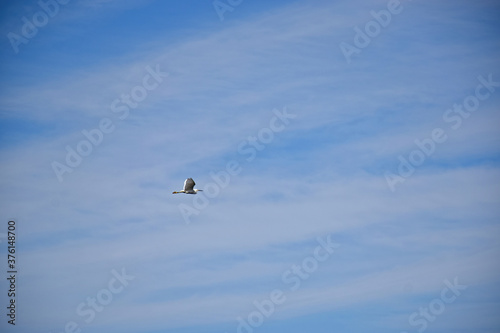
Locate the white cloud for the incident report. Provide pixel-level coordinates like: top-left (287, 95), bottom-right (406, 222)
top-left (1, 0), bottom-right (499, 332)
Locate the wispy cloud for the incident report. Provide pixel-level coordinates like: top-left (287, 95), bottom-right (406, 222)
top-left (0, 0), bottom-right (499, 332)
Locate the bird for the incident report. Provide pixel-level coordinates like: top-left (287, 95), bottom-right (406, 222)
top-left (172, 178), bottom-right (203, 194)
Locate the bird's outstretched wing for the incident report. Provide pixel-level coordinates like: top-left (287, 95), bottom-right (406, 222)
top-left (184, 178), bottom-right (195, 192)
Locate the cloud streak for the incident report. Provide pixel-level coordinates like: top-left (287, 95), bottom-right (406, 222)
top-left (0, 0), bottom-right (499, 332)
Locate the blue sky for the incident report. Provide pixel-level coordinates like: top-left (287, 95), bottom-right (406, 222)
top-left (0, 0), bottom-right (499, 332)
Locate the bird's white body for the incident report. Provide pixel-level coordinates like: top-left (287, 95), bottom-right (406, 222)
top-left (173, 178), bottom-right (203, 194)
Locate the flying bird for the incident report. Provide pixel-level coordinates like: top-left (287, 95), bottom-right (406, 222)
top-left (172, 178), bottom-right (203, 194)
